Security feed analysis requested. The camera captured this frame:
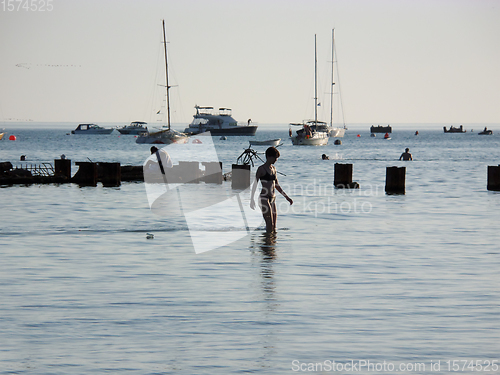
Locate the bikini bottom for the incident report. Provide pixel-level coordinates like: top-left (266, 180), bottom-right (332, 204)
top-left (259, 195), bottom-right (276, 214)
top-left (260, 195), bottom-right (276, 204)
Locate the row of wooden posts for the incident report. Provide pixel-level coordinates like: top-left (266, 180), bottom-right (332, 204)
top-left (234, 163), bottom-right (500, 194)
top-left (6, 159), bottom-right (500, 193)
top-left (231, 163), bottom-right (407, 193)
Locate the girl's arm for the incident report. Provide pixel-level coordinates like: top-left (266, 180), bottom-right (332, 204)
top-left (275, 180), bottom-right (293, 205)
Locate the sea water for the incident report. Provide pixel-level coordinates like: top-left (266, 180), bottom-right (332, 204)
top-left (0, 124), bottom-right (499, 374)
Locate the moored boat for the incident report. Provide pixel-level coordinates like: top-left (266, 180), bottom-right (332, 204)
top-left (184, 106), bottom-right (257, 136)
top-left (478, 127), bottom-right (493, 135)
top-left (0, 132), bottom-right (4, 140)
top-left (290, 121), bottom-right (329, 146)
top-left (444, 125), bottom-right (466, 133)
top-left (117, 121), bottom-right (148, 135)
top-left (71, 124), bottom-right (114, 134)
top-left (371, 125), bottom-right (392, 133)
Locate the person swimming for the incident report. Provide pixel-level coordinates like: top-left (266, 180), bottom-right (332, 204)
top-left (250, 147), bottom-right (293, 233)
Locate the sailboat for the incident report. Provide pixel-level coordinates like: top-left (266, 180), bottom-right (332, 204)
top-left (290, 34), bottom-right (329, 146)
top-left (327, 29), bottom-right (346, 138)
top-left (136, 20), bottom-right (189, 145)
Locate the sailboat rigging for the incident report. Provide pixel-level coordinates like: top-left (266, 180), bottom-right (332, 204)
top-left (328, 28), bottom-right (346, 138)
top-left (136, 20), bottom-right (188, 144)
top-left (290, 34), bottom-right (329, 146)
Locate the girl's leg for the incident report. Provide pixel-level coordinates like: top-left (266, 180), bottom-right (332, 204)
top-left (260, 196), bottom-right (273, 233)
top-left (270, 200), bottom-right (277, 232)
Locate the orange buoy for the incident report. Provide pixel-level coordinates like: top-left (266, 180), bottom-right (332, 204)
top-left (9, 135), bottom-right (16, 141)
top-left (357, 134), bottom-right (361, 138)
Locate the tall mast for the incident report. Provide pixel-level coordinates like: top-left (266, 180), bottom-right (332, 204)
top-left (162, 19), bottom-right (171, 130)
top-left (314, 34), bottom-right (318, 125)
top-left (330, 28), bottom-right (335, 127)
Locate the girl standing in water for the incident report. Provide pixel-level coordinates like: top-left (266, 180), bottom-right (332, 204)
top-left (250, 147), bottom-right (293, 233)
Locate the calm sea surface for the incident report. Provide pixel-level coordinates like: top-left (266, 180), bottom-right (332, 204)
top-left (1, 124), bottom-right (499, 374)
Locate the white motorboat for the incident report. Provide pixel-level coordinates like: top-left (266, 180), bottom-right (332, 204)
top-left (136, 20), bottom-right (189, 145)
top-left (249, 138), bottom-right (281, 147)
top-left (290, 34), bottom-right (329, 146)
top-left (184, 106), bottom-right (257, 136)
top-left (71, 124), bottom-right (114, 134)
top-left (117, 121), bottom-right (148, 135)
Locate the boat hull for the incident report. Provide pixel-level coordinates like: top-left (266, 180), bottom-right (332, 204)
top-left (118, 129), bottom-right (148, 135)
top-left (249, 138), bottom-right (281, 146)
top-left (291, 136), bottom-right (329, 146)
top-left (71, 129), bottom-right (114, 135)
top-left (136, 129), bottom-right (189, 144)
top-left (185, 126), bottom-right (257, 136)
top-left (136, 136), bottom-right (188, 144)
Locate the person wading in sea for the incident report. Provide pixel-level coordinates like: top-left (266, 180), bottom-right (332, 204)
top-left (250, 147), bottom-right (293, 233)
top-left (399, 148), bottom-right (413, 161)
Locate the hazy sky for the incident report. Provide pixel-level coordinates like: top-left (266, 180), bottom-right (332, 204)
top-left (1, 0), bottom-right (499, 126)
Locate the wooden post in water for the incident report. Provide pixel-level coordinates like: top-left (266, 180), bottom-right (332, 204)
top-left (99, 162), bottom-right (121, 187)
top-left (487, 165), bottom-right (500, 191)
top-left (54, 159), bottom-right (71, 180)
top-left (202, 162), bottom-right (223, 184)
top-left (72, 162), bottom-right (98, 186)
top-left (232, 164), bottom-right (250, 190)
top-left (179, 161), bottom-right (201, 183)
top-left (334, 163), bottom-right (359, 188)
top-left (385, 166), bottom-right (405, 194)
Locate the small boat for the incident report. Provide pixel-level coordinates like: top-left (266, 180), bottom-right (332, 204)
top-left (184, 106), bottom-right (257, 136)
top-left (444, 125), bottom-right (465, 133)
top-left (0, 132), bottom-right (4, 140)
top-left (136, 20), bottom-right (189, 145)
top-left (71, 124), bottom-right (114, 134)
top-left (371, 125), bottom-right (392, 133)
top-left (117, 121), bottom-right (148, 135)
top-left (290, 35), bottom-right (329, 146)
top-left (384, 132), bottom-right (391, 140)
top-left (249, 138), bottom-right (281, 147)
top-left (478, 127), bottom-right (493, 135)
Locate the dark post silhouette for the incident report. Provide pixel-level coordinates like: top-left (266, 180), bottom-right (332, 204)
top-left (54, 159), bottom-right (71, 180)
top-left (334, 163), bottom-right (359, 188)
top-left (385, 166), bottom-right (406, 194)
top-left (72, 162), bottom-right (98, 186)
top-left (232, 164), bottom-right (250, 189)
top-left (99, 162), bottom-right (121, 187)
top-left (487, 165), bottom-right (500, 191)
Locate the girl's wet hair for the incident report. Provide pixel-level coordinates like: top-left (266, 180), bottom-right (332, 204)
top-left (266, 147), bottom-right (280, 158)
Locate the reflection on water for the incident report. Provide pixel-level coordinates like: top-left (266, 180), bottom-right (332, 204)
top-left (250, 232), bottom-right (277, 308)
